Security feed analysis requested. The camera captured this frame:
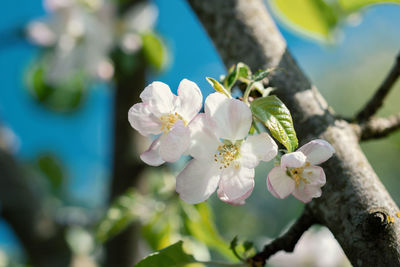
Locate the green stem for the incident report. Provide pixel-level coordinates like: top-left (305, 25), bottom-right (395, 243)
top-left (243, 82), bottom-right (254, 105)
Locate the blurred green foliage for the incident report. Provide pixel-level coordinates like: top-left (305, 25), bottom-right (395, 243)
top-left (269, 0), bottom-right (400, 41)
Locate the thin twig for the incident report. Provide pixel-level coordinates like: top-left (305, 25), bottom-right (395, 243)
top-left (358, 113), bottom-right (400, 141)
top-left (355, 52), bottom-right (400, 122)
top-left (248, 207), bottom-right (316, 267)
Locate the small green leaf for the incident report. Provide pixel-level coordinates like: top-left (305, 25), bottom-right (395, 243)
top-left (142, 32), bottom-right (166, 71)
top-left (96, 190), bottom-right (157, 243)
top-left (270, 0), bottom-right (338, 40)
top-left (27, 63), bottom-right (86, 113)
top-left (206, 77), bottom-right (231, 97)
top-left (250, 95), bottom-right (298, 152)
top-left (223, 62), bottom-right (251, 91)
top-left (36, 154), bottom-right (64, 193)
top-left (253, 68), bottom-right (274, 82)
top-left (135, 241), bottom-right (197, 267)
top-left (338, 0), bottom-right (400, 11)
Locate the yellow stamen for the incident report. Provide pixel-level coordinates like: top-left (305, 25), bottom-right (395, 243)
top-left (214, 143), bottom-right (241, 170)
top-left (289, 163), bottom-right (310, 187)
top-left (159, 112), bottom-right (185, 133)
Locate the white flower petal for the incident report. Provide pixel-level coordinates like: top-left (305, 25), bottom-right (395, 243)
top-left (176, 159), bottom-right (220, 204)
top-left (205, 93), bottom-right (252, 140)
top-left (302, 166), bottom-right (326, 186)
top-left (128, 103), bottom-right (162, 136)
top-left (217, 183), bottom-right (254, 206)
top-left (281, 151), bottom-right (307, 169)
top-left (218, 166), bottom-right (255, 201)
top-left (239, 132), bottom-right (278, 168)
top-left (298, 139), bottom-right (335, 165)
top-left (267, 167), bottom-right (295, 199)
top-left (159, 120), bottom-right (190, 162)
top-left (293, 185), bottom-right (322, 203)
top-left (140, 137), bottom-right (165, 166)
top-left (187, 114), bottom-right (220, 160)
top-left (140, 81), bottom-right (175, 116)
top-left (174, 79), bottom-right (203, 122)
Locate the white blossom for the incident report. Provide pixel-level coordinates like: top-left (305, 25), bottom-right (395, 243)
top-left (176, 93), bottom-right (278, 205)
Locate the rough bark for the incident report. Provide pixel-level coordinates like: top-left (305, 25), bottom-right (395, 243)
top-left (188, 0), bottom-right (400, 266)
top-left (0, 149), bottom-right (71, 267)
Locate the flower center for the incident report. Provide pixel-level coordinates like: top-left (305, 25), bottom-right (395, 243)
top-left (160, 112), bottom-right (184, 133)
top-left (288, 162), bottom-right (311, 187)
top-left (213, 143), bottom-right (240, 170)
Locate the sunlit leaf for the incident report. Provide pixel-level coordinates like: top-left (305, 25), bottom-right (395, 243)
top-left (338, 0), bottom-right (400, 11)
top-left (206, 77), bottom-right (230, 97)
top-left (142, 32), bottom-right (166, 71)
top-left (250, 95), bottom-right (298, 152)
top-left (135, 241), bottom-right (198, 267)
top-left (182, 203), bottom-right (236, 261)
top-left (270, 0), bottom-right (338, 40)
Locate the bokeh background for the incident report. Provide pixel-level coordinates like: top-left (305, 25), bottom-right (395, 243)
top-left (0, 0), bottom-right (399, 266)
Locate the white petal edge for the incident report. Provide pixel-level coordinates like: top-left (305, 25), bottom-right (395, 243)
top-left (292, 185), bottom-right (322, 203)
top-left (174, 79), bottom-right (203, 122)
top-left (281, 151), bottom-right (307, 169)
top-left (204, 92), bottom-right (252, 140)
top-left (298, 139), bottom-right (335, 165)
top-left (187, 113), bottom-right (220, 160)
top-left (176, 159), bottom-right (220, 204)
top-left (140, 137), bottom-right (165, 166)
top-left (218, 166), bottom-right (255, 201)
top-left (217, 183), bottom-right (254, 206)
top-left (128, 103), bottom-right (162, 136)
top-left (139, 81), bottom-right (175, 116)
top-left (159, 120), bottom-right (190, 162)
top-left (267, 166), bottom-right (295, 199)
top-left (239, 132), bottom-right (278, 168)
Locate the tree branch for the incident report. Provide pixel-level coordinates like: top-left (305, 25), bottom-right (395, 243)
top-left (0, 149), bottom-right (71, 267)
top-left (357, 113), bottom-right (400, 141)
top-left (188, 0), bottom-right (400, 266)
top-left (249, 207), bottom-right (315, 267)
top-left (355, 52), bottom-right (400, 122)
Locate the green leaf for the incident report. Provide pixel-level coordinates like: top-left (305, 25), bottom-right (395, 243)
top-left (250, 95), bottom-right (298, 152)
top-left (96, 190), bottom-right (157, 243)
top-left (182, 203), bottom-right (236, 261)
top-left (27, 63), bottom-right (86, 113)
top-left (206, 77), bottom-right (231, 97)
top-left (270, 0), bottom-right (338, 40)
top-left (338, 0), bottom-right (400, 11)
top-left (135, 241), bottom-right (197, 267)
top-left (252, 68), bottom-right (274, 82)
top-left (142, 32), bottom-right (166, 71)
top-left (223, 62), bottom-right (251, 91)
top-left (36, 154), bottom-right (64, 193)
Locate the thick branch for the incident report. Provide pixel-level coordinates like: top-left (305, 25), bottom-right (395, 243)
top-left (355, 52), bottom-right (400, 122)
top-left (357, 113), bottom-right (400, 141)
top-left (0, 149), bottom-right (71, 267)
top-left (249, 207), bottom-right (315, 266)
top-left (188, 1), bottom-right (400, 266)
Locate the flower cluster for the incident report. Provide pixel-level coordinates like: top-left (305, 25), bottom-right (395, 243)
top-left (27, 0), bottom-right (159, 84)
top-left (128, 80), bottom-right (335, 205)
